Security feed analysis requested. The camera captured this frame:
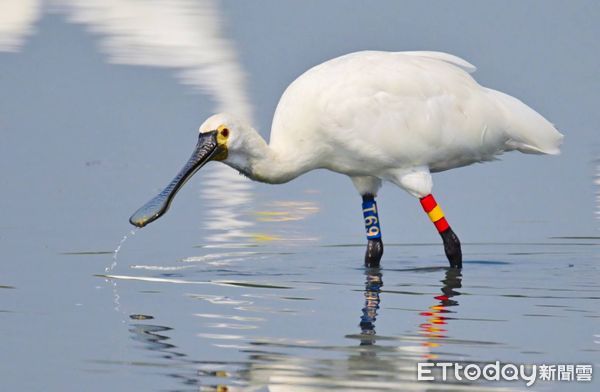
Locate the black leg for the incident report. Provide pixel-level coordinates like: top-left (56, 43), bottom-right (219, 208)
top-left (440, 228), bottom-right (462, 269)
top-left (362, 194), bottom-right (384, 267)
top-left (365, 238), bottom-right (384, 268)
top-left (419, 194), bottom-right (463, 269)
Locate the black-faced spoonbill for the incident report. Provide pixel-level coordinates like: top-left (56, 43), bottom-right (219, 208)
top-left (130, 51), bottom-right (564, 269)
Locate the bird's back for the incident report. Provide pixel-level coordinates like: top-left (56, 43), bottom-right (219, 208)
top-left (270, 51), bottom-right (562, 174)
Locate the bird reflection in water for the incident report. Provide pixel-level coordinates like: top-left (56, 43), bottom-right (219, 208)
top-left (129, 322), bottom-right (183, 360)
top-left (348, 267), bottom-right (464, 388)
top-left (359, 267), bottom-right (383, 346)
top-left (124, 268), bottom-right (464, 390)
top-left (129, 318), bottom-right (232, 391)
top-left (418, 268), bottom-right (462, 359)
top-left (357, 267), bottom-right (462, 358)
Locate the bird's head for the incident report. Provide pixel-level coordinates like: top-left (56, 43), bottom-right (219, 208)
top-left (129, 113), bottom-right (258, 228)
top-left (197, 113), bottom-right (258, 164)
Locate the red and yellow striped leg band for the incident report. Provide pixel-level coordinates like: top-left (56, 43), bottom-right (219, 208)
top-left (420, 194), bottom-right (450, 233)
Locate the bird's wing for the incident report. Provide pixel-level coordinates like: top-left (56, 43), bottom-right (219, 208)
top-left (309, 52), bottom-right (496, 170)
top-left (402, 51), bottom-right (477, 74)
top-left (272, 51), bottom-right (488, 171)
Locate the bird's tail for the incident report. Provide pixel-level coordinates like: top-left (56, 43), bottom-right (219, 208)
top-left (487, 88), bottom-right (564, 155)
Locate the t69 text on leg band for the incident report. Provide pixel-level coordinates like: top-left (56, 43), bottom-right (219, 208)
top-left (362, 199), bottom-right (382, 240)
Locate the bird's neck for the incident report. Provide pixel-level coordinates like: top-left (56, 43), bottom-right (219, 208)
top-left (224, 129), bottom-right (310, 184)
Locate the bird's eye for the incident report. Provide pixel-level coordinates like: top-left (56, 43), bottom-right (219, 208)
top-left (221, 128), bottom-right (229, 137)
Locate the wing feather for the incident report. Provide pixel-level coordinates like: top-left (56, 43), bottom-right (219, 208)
top-left (402, 51), bottom-right (477, 73)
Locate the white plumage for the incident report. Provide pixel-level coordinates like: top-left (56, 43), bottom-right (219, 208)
top-left (202, 50), bottom-right (563, 198)
top-left (130, 50), bottom-right (564, 268)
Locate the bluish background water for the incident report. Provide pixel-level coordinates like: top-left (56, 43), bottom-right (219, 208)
top-left (0, 1), bottom-right (598, 391)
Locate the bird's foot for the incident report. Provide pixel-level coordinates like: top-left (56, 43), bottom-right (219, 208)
top-left (364, 238), bottom-right (384, 268)
top-left (440, 228), bottom-right (462, 269)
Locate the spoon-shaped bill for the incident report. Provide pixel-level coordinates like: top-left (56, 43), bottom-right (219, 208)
top-left (129, 131), bottom-right (219, 228)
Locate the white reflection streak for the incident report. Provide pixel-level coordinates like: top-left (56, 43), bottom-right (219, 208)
top-left (52, 0), bottom-right (256, 243)
top-left (594, 159), bottom-right (600, 224)
top-left (201, 168), bottom-right (254, 243)
top-left (0, 0), bottom-right (41, 52)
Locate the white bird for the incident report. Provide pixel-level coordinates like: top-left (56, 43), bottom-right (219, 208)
top-left (130, 50), bottom-right (564, 268)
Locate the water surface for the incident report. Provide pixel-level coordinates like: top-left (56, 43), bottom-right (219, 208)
top-left (1, 1), bottom-right (599, 391)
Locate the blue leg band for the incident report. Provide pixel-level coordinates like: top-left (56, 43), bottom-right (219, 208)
top-left (362, 199), bottom-right (382, 240)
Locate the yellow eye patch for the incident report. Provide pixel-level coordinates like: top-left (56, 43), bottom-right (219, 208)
top-left (212, 124), bottom-right (229, 161)
top-left (217, 124), bottom-right (229, 145)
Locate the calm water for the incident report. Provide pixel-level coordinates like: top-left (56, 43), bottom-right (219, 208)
top-left (104, 239), bottom-right (600, 392)
top-left (1, 1), bottom-right (599, 391)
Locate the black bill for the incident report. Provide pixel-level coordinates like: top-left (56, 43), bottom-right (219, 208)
top-left (129, 131), bottom-right (219, 228)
